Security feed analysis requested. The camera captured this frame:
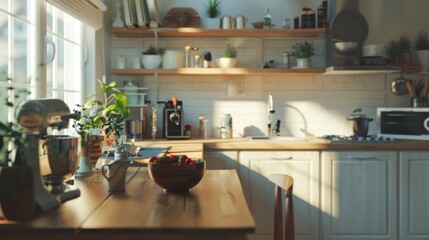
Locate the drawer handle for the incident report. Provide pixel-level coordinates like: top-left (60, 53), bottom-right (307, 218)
top-left (268, 156), bottom-right (293, 160)
top-left (348, 155), bottom-right (374, 160)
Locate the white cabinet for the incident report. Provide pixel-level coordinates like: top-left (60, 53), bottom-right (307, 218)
top-left (239, 151), bottom-right (320, 240)
top-left (321, 151), bottom-right (397, 240)
top-left (399, 151), bottom-right (429, 240)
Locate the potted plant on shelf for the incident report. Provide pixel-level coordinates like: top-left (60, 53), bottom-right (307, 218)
top-left (205, 0), bottom-right (221, 29)
top-left (216, 43), bottom-right (237, 68)
top-left (386, 34), bottom-right (411, 65)
top-left (290, 41), bottom-right (314, 68)
top-left (415, 31), bottom-right (429, 71)
top-left (141, 45), bottom-right (165, 69)
top-left (0, 78), bottom-right (34, 220)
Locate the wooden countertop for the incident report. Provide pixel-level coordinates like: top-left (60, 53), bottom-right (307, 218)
top-left (203, 137), bottom-right (429, 151)
top-left (0, 169), bottom-right (255, 240)
top-left (136, 137), bottom-right (429, 152)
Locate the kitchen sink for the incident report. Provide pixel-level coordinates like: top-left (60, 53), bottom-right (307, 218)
top-left (249, 136), bottom-right (309, 142)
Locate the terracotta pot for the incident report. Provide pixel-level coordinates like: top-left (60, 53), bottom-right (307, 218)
top-left (0, 166), bottom-right (35, 220)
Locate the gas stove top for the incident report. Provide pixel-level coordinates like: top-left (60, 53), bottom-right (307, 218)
top-left (322, 135), bottom-right (396, 142)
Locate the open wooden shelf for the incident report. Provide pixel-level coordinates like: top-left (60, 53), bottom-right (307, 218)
top-left (111, 27), bottom-right (327, 38)
top-left (111, 68), bottom-right (325, 76)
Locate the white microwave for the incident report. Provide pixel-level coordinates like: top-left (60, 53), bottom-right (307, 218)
top-left (377, 107), bottom-right (429, 140)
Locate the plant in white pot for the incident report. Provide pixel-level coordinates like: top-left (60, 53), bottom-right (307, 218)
top-left (290, 41), bottom-right (314, 68)
top-left (205, 0), bottom-right (221, 29)
top-left (216, 43), bottom-right (237, 68)
top-left (415, 31), bottom-right (429, 72)
top-left (141, 45), bottom-right (165, 69)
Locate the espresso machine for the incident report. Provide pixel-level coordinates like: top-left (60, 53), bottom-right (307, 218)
top-left (164, 95), bottom-right (187, 139)
top-left (16, 99), bottom-right (81, 213)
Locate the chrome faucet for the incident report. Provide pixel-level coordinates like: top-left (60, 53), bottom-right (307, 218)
top-left (267, 94), bottom-right (275, 137)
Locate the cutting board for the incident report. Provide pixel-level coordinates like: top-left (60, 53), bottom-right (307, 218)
top-left (163, 7), bottom-right (201, 28)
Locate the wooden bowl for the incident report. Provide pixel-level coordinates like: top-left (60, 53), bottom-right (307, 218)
top-left (148, 161), bottom-right (205, 192)
top-left (252, 21), bottom-right (263, 29)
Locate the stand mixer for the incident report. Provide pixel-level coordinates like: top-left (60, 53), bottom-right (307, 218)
top-left (15, 99), bottom-right (81, 213)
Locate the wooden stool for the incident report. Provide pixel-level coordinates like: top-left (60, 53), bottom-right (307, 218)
top-left (268, 174), bottom-right (295, 240)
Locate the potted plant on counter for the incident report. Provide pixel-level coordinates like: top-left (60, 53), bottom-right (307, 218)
top-left (290, 41), bottom-right (314, 68)
top-left (216, 43), bottom-right (237, 68)
top-left (73, 101), bottom-right (105, 176)
top-left (415, 31), bottom-right (429, 71)
top-left (141, 45), bottom-right (165, 69)
top-left (74, 79), bottom-right (130, 174)
top-left (205, 0), bottom-right (221, 29)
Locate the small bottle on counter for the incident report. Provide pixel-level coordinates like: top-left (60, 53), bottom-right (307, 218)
top-left (283, 52), bottom-right (290, 69)
top-left (263, 8), bottom-right (272, 29)
top-left (199, 115), bottom-right (208, 139)
top-left (203, 52), bottom-right (212, 68)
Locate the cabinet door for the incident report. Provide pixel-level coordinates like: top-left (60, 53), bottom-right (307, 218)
top-left (240, 151), bottom-right (320, 240)
top-left (399, 151), bottom-right (429, 240)
top-left (321, 151), bottom-right (397, 240)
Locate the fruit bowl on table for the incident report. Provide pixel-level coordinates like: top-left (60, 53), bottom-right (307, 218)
top-left (148, 155), bottom-right (205, 193)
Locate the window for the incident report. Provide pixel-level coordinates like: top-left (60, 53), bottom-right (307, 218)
top-left (0, 0), bottom-right (36, 123)
top-left (46, 3), bottom-right (82, 107)
top-left (0, 0), bottom-right (105, 124)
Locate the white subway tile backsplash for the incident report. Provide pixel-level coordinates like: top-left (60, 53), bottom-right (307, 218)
top-left (110, 36), bottom-right (400, 138)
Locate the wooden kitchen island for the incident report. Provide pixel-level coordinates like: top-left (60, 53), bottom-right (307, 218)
top-left (0, 166), bottom-right (255, 240)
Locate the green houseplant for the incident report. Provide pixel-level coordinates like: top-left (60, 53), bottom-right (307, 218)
top-left (290, 41), bottom-right (314, 68)
top-left (76, 79), bottom-right (130, 147)
top-left (217, 43), bottom-right (238, 68)
top-left (415, 31), bottom-right (429, 71)
top-left (73, 79), bottom-right (130, 175)
top-left (205, 0), bottom-right (221, 29)
top-left (142, 45), bottom-right (165, 69)
top-left (387, 34), bottom-right (411, 65)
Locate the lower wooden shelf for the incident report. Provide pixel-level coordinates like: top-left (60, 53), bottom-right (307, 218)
top-left (111, 68), bottom-right (325, 76)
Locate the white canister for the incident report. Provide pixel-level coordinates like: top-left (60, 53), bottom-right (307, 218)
top-left (116, 56), bottom-right (127, 69)
top-left (162, 50), bottom-right (185, 69)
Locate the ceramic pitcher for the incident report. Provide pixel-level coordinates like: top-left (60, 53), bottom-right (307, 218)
top-left (235, 16), bottom-right (248, 29)
top-left (101, 159), bottom-right (130, 192)
top-left (221, 16), bottom-right (233, 29)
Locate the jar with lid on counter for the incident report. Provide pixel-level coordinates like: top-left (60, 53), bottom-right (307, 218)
top-left (123, 80), bottom-right (138, 106)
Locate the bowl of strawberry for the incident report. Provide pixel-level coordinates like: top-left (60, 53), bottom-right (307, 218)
top-left (148, 155), bottom-right (205, 192)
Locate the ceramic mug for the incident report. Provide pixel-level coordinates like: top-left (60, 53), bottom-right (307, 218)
top-left (101, 160), bottom-right (130, 192)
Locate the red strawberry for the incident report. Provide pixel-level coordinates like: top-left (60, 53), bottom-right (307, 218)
top-left (149, 156), bottom-right (158, 163)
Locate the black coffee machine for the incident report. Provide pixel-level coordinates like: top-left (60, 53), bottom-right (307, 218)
top-left (164, 95), bottom-right (187, 139)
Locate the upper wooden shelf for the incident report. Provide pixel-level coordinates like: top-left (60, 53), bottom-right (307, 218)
top-left (111, 68), bottom-right (325, 76)
top-left (111, 27), bottom-right (327, 38)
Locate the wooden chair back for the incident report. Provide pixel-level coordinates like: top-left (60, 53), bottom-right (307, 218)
top-left (268, 174), bottom-right (295, 240)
